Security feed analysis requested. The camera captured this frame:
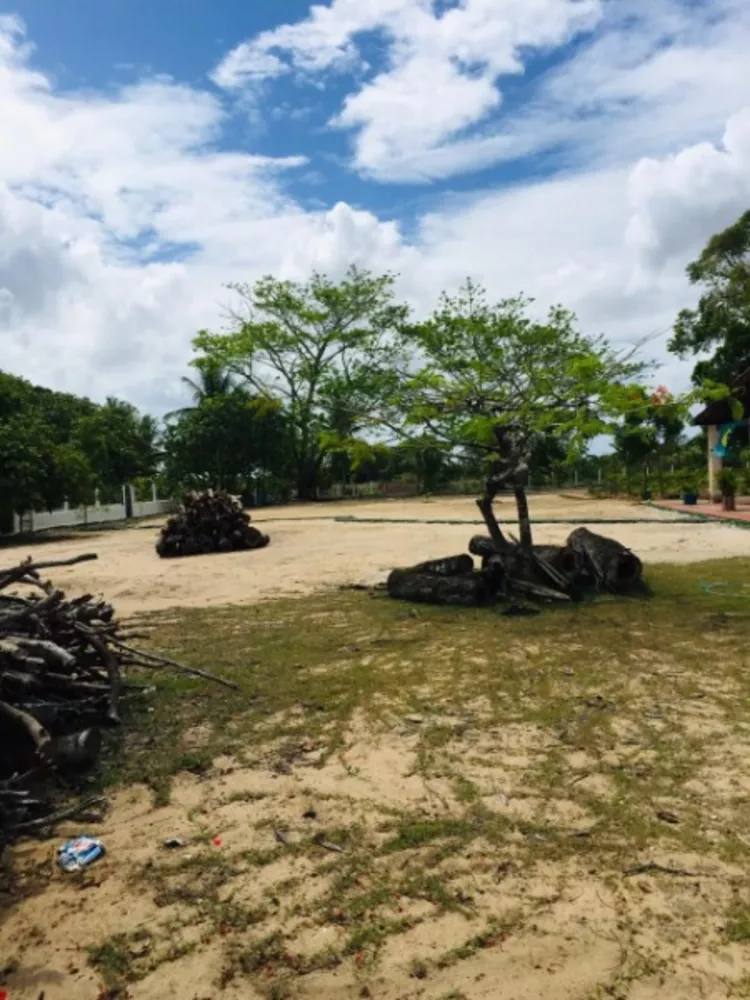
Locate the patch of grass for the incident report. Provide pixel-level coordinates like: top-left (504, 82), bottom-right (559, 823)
top-left (399, 872), bottom-right (469, 912)
top-left (726, 899), bottom-right (750, 942)
top-left (87, 933), bottom-right (142, 988)
top-left (436, 918), bottom-right (518, 970)
top-left (345, 916), bottom-right (417, 955)
top-left (383, 818), bottom-right (475, 853)
top-left (102, 557), bottom-right (750, 815)
top-left (453, 776), bottom-right (480, 803)
top-left (214, 898), bottom-right (268, 932)
top-left (238, 931), bottom-right (288, 974)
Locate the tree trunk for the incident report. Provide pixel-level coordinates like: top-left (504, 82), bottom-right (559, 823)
top-left (387, 569), bottom-right (489, 606)
top-left (567, 527), bottom-right (643, 593)
top-left (657, 448), bottom-right (664, 498)
top-left (514, 486), bottom-right (532, 547)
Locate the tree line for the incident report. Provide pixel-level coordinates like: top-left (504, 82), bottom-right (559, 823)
top-left (1, 207), bottom-right (748, 525)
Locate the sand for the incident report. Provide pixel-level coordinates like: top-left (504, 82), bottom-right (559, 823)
top-left (5, 493), bottom-right (748, 616)
top-left (4, 493), bottom-right (750, 998)
top-left (4, 712), bottom-right (750, 1000)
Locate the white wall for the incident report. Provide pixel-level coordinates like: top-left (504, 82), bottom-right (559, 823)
top-left (132, 499), bottom-right (173, 519)
top-left (12, 499), bottom-right (172, 534)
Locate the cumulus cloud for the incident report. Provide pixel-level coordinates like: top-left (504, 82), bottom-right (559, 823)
top-left (1, 13), bottom-right (749, 416)
top-left (627, 109), bottom-right (750, 270)
top-left (213, 0), bottom-right (602, 181)
top-left (213, 0), bottom-right (750, 184)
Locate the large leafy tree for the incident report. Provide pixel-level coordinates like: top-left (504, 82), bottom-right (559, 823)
top-left (376, 281), bottom-right (645, 545)
top-left (0, 372), bottom-right (97, 526)
top-left (669, 209), bottom-right (750, 385)
top-left (383, 281), bottom-right (644, 459)
top-left (163, 391), bottom-right (288, 496)
top-left (73, 398), bottom-right (159, 494)
top-left (194, 266), bottom-right (407, 499)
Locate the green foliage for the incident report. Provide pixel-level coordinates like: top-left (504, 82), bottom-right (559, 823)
top-left (0, 372), bottom-right (96, 520)
top-left (74, 398), bottom-right (158, 490)
top-left (720, 468), bottom-right (737, 496)
top-left (163, 389), bottom-right (288, 496)
top-left (611, 385), bottom-right (688, 496)
top-left (384, 281), bottom-right (645, 462)
top-left (0, 370), bottom-right (156, 521)
top-left (193, 266), bottom-right (408, 499)
top-left (669, 209), bottom-right (750, 385)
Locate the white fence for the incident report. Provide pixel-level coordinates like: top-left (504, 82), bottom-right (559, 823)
top-left (10, 486), bottom-right (173, 535)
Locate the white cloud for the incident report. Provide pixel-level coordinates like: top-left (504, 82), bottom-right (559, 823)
top-left (213, 0), bottom-right (602, 180)
top-left (213, 0), bottom-right (750, 184)
top-left (1, 14), bottom-right (749, 421)
top-left (627, 109), bottom-right (750, 270)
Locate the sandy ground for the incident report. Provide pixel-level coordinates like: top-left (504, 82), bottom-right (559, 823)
top-left (4, 493), bottom-right (749, 616)
top-left (4, 494), bottom-right (750, 998)
top-left (5, 707), bottom-right (750, 1000)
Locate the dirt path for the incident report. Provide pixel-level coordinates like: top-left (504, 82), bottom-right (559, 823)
top-left (3, 494), bottom-right (747, 616)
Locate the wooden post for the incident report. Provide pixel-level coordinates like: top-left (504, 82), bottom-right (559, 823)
top-left (708, 425), bottom-right (722, 502)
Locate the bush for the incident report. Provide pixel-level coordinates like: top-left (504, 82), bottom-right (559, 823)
top-left (720, 468), bottom-right (737, 496)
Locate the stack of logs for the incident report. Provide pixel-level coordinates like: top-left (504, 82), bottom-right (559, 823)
top-left (387, 527), bottom-right (643, 607)
top-left (156, 490), bottom-right (270, 558)
top-left (0, 553), bottom-right (237, 837)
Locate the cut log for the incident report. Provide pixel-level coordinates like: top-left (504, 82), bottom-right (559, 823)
top-left (567, 527), bottom-right (643, 593)
top-left (387, 569), bottom-right (489, 606)
top-left (532, 545), bottom-right (585, 580)
top-left (469, 535), bottom-right (496, 560)
top-left (471, 537), bottom-right (582, 580)
top-left (413, 555), bottom-right (474, 576)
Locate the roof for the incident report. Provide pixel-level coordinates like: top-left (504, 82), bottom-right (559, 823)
top-left (693, 367), bottom-right (750, 426)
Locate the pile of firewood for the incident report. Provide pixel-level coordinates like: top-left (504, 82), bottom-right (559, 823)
top-left (156, 490), bottom-right (270, 558)
top-left (0, 553), bottom-right (237, 837)
top-left (387, 526), bottom-right (643, 607)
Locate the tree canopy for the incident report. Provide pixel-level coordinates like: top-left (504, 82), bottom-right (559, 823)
top-left (379, 281), bottom-right (646, 466)
top-left (193, 266), bottom-right (407, 499)
top-left (0, 372), bottom-right (158, 524)
top-left (669, 209), bottom-right (750, 385)
top-left (163, 385), bottom-right (288, 498)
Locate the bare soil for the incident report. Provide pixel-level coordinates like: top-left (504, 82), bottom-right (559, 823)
top-left (4, 500), bottom-right (750, 999)
top-left (4, 493), bottom-right (747, 616)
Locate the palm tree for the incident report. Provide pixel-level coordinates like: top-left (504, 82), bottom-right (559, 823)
top-left (166, 359), bottom-right (239, 419)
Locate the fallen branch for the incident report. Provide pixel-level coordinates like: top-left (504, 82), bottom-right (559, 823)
top-left (110, 639), bottom-right (241, 691)
top-left (623, 862), bottom-right (700, 878)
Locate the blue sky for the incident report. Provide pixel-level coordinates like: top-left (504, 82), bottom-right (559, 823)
top-left (9, 0), bottom-right (594, 218)
top-left (1, 0), bottom-right (750, 414)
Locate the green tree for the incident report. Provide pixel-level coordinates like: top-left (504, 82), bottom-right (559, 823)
top-left (163, 392), bottom-right (288, 497)
top-left (372, 281), bottom-right (645, 545)
top-left (74, 398), bottom-right (159, 495)
top-left (383, 281), bottom-right (644, 462)
top-left (167, 357), bottom-right (238, 418)
top-left (613, 389), bottom-right (657, 495)
top-left (0, 372), bottom-right (97, 526)
top-left (669, 209), bottom-right (750, 384)
top-left (648, 386), bottom-right (685, 496)
top-left (194, 267), bottom-right (408, 500)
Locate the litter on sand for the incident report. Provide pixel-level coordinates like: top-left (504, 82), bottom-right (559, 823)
top-left (57, 836), bottom-right (105, 872)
